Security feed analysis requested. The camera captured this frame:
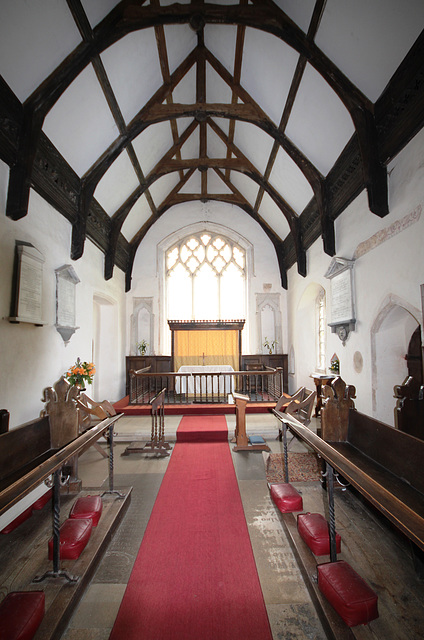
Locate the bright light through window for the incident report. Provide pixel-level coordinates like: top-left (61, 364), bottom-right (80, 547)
top-left (166, 233), bottom-right (246, 320)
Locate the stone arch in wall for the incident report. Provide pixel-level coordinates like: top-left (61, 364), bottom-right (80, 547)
top-left (256, 294), bottom-right (282, 355)
top-left (371, 294), bottom-right (421, 425)
top-left (130, 297), bottom-right (154, 356)
top-left (294, 282), bottom-right (326, 388)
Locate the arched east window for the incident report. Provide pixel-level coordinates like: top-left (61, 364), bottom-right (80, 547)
top-left (166, 232), bottom-right (246, 320)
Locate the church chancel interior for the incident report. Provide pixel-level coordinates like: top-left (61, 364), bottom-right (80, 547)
top-left (1, 1), bottom-right (424, 639)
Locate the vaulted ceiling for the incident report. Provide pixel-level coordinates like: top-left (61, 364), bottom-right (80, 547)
top-left (1, 0), bottom-right (424, 290)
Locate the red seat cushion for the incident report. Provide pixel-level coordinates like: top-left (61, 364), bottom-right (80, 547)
top-left (269, 483), bottom-right (303, 513)
top-left (69, 495), bottom-right (102, 526)
top-left (32, 490), bottom-right (52, 510)
top-left (0, 507), bottom-right (33, 534)
top-left (0, 591), bottom-right (45, 640)
top-left (48, 518), bottom-right (92, 560)
top-left (297, 512), bottom-right (341, 556)
top-left (318, 561), bottom-right (378, 627)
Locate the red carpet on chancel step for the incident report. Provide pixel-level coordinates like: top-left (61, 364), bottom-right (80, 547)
top-left (109, 415), bottom-right (272, 640)
top-left (176, 414), bottom-right (229, 442)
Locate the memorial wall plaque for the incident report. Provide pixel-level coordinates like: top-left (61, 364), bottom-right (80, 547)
top-left (324, 257), bottom-right (356, 345)
top-left (9, 241), bottom-right (46, 325)
top-left (55, 265), bottom-right (80, 344)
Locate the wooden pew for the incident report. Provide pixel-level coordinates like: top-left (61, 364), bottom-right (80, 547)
top-left (0, 416), bottom-right (54, 498)
top-left (275, 377), bottom-right (424, 558)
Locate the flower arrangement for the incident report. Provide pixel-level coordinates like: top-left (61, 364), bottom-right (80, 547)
top-left (136, 339), bottom-right (149, 355)
top-left (263, 337), bottom-right (278, 355)
top-left (66, 358), bottom-right (96, 388)
top-left (329, 355), bottom-right (340, 373)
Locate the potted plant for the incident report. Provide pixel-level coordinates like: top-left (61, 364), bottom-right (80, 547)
top-left (263, 337), bottom-right (278, 355)
top-left (136, 339), bottom-right (149, 356)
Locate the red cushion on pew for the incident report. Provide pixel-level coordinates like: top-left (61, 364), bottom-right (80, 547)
top-left (0, 591), bottom-right (45, 640)
top-left (32, 490), bottom-right (52, 510)
top-left (317, 560), bottom-right (378, 627)
top-left (269, 483), bottom-right (303, 513)
top-left (48, 518), bottom-right (92, 560)
top-left (297, 512), bottom-right (341, 556)
top-left (0, 507), bottom-right (33, 534)
top-left (69, 495), bottom-right (102, 526)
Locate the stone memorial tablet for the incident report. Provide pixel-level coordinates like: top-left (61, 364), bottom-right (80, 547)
top-left (9, 241), bottom-right (46, 325)
top-left (55, 265), bottom-right (80, 344)
top-left (324, 257), bottom-right (356, 344)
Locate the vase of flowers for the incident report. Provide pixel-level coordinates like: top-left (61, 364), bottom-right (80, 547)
top-left (263, 337), bottom-right (278, 355)
top-left (66, 358), bottom-right (96, 390)
top-left (136, 339), bottom-right (148, 356)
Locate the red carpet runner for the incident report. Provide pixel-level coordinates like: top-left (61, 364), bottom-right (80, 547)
top-left (110, 416), bottom-right (272, 640)
top-left (176, 414), bottom-right (229, 442)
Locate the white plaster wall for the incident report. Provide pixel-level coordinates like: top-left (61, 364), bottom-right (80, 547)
top-left (287, 127), bottom-right (424, 419)
top-left (0, 161), bottom-right (127, 427)
top-left (0, 160), bottom-right (127, 529)
top-left (127, 200), bottom-right (288, 358)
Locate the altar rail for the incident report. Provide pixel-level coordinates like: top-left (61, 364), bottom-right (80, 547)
top-left (129, 367), bottom-right (284, 405)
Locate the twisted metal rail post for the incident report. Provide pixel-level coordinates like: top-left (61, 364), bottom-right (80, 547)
top-left (33, 468), bottom-right (78, 583)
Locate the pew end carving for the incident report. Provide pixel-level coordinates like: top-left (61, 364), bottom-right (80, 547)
top-left (321, 376), bottom-right (356, 442)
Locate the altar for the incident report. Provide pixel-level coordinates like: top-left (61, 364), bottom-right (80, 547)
top-left (176, 365), bottom-right (235, 396)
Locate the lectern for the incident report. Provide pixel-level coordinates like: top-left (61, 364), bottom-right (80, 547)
top-left (232, 392), bottom-right (270, 451)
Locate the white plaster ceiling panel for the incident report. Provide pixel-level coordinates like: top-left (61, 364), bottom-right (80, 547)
top-left (272, 0), bottom-right (316, 34)
top-left (240, 28), bottom-right (300, 125)
top-left (42, 64), bottom-right (119, 176)
top-left (163, 25), bottom-right (198, 75)
top-left (315, 0), bottom-right (424, 103)
top-left (81, 0), bottom-right (119, 28)
top-left (180, 128), bottom-right (200, 160)
top-left (207, 127), bottom-right (229, 158)
top-left (93, 150), bottom-right (139, 215)
top-left (233, 121), bottom-right (275, 175)
top-left (269, 148), bottom-right (314, 214)
top-left (100, 30), bottom-right (162, 125)
top-left (285, 63), bottom-right (354, 176)
top-left (132, 121), bottom-right (175, 176)
top-left (171, 65), bottom-right (197, 104)
top-left (206, 63), bottom-right (233, 103)
top-left (121, 193), bottom-right (152, 242)
top-left (207, 170), bottom-right (234, 194)
top-left (204, 25), bottom-right (237, 76)
top-left (229, 171), bottom-right (260, 208)
top-left (0, 0), bottom-right (81, 103)
top-left (149, 172), bottom-right (181, 205)
top-left (178, 170), bottom-right (202, 194)
top-left (258, 192), bottom-right (291, 240)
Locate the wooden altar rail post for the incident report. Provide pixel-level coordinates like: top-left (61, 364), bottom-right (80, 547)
top-left (129, 369), bottom-right (283, 405)
top-left (123, 389), bottom-right (172, 457)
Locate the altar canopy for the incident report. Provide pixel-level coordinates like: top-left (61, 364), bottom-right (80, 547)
top-left (169, 320), bottom-right (245, 372)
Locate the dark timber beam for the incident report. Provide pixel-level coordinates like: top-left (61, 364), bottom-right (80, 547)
top-left (125, 193), bottom-right (289, 292)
